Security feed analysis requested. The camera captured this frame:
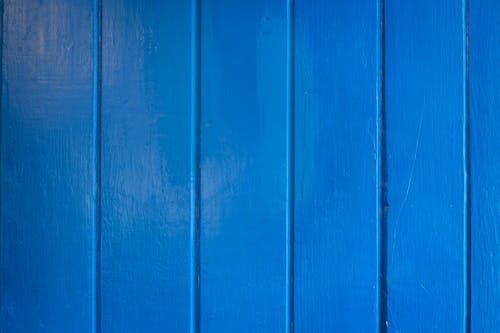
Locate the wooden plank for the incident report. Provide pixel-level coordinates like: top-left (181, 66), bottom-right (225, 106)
top-left (100, 0), bottom-right (192, 331)
top-left (469, 0), bottom-right (500, 331)
top-left (384, 0), bottom-right (465, 331)
top-left (293, 0), bottom-right (379, 331)
top-left (200, 1), bottom-right (287, 331)
top-left (0, 0), bottom-right (94, 331)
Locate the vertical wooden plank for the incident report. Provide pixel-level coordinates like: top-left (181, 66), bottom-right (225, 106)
top-left (0, 0), bottom-right (94, 331)
top-left (101, 0), bottom-right (192, 331)
top-left (200, 1), bottom-right (287, 331)
top-left (384, 0), bottom-right (465, 331)
top-left (293, 0), bottom-right (379, 331)
top-left (469, 0), bottom-right (500, 331)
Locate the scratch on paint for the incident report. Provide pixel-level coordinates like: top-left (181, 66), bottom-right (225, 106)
top-left (390, 113), bottom-right (423, 265)
top-left (419, 282), bottom-right (430, 294)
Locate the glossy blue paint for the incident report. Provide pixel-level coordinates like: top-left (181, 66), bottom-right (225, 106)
top-left (0, 0), bottom-right (94, 331)
top-left (293, 0), bottom-right (379, 331)
top-left (2, 0), bottom-right (500, 332)
top-left (100, 0), bottom-right (192, 331)
top-left (200, 1), bottom-right (287, 331)
top-left (470, 0), bottom-right (500, 331)
top-left (384, 0), bottom-right (466, 331)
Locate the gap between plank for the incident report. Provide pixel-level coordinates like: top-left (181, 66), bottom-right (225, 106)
top-left (286, 0), bottom-right (295, 332)
top-left (377, 0), bottom-right (388, 332)
top-left (0, 0), bottom-right (4, 322)
top-left (463, 0), bottom-right (471, 331)
top-left (92, 0), bottom-right (102, 332)
top-left (190, 0), bottom-right (201, 332)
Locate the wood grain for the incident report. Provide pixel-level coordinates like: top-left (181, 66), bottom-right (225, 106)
top-left (470, 0), bottom-right (500, 331)
top-left (100, 0), bottom-right (192, 331)
top-left (293, 0), bottom-right (379, 331)
top-left (200, 1), bottom-right (287, 331)
top-left (2, 1), bottom-right (500, 331)
top-left (0, 0), bottom-right (94, 331)
top-left (384, 0), bottom-right (466, 331)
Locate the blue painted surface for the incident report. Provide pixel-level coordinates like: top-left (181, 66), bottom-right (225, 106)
top-left (100, 0), bottom-right (192, 331)
top-left (200, 1), bottom-right (287, 331)
top-left (384, 0), bottom-right (466, 331)
top-left (1, 0), bottom-right (500, 332)
top-left (293, 0), bottom-right (379, 331)
top-left (0, 0), bottom-right (94, 331)
top-left (470, 0), bottom-right (500, 331)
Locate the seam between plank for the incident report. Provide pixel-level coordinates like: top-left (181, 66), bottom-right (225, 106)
top-left (377, 0), bottom-right (388, 331)
top-left (463, 0), bottom-right (471, 331)
top-left (286, 1), bottom-right (295, 332)
top-left (190, 0), bottom-right (201, 332)
top-left (92, 0), bottom-right (102, 331)
top-left (0, 0), bottom-right (4, 322)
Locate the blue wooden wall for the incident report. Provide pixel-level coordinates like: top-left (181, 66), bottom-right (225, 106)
top-left (1, 0), bottom-right (499, 332)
